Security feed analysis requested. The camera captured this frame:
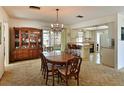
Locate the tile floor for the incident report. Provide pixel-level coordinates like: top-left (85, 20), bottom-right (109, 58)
top-left (0, 53), bottom-right (124, 86)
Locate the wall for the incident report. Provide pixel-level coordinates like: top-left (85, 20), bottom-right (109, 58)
top-left (0, 7), bottom-right (9, 78)
top-left (4, 22), bottom-right (9, 66)
top-left (61, 29), bottom-right (67, 51)
top-left (66, 27), bottom-right (72, 43)
top-left (117, 14), bottom-right (124, 69)
top-left (107, 22), bottom-right (117, 68)
top-left (101, 48), bottom-right (114, 67)
top-left (70, 29), bottom-right (78, 43)
top-left (71, 15), bottom-right (116, 29)
top-left (9, 18), bottom-right (50, 29)
top-left (100, 27), bottom-right (115, 68)
top-left (98, 22), bottom-right (116, 68)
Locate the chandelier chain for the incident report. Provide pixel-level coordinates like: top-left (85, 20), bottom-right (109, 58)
top-left (51, 8), bottom-right (64, 32)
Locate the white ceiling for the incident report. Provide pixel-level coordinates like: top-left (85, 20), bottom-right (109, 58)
top-left (3, 6), bottom-right (124, 25)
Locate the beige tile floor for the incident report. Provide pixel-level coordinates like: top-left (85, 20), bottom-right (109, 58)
top-left (0, 53), bottom-right (124, 86)
top-left (89, 53), bottom-right (101, 64)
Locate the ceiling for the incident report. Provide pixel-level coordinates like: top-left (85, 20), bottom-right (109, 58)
top-left (3, 6), bottom-right (124, 25)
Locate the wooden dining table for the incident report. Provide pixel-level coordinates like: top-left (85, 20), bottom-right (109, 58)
top-left (43, 50), bottom-right (75, 85)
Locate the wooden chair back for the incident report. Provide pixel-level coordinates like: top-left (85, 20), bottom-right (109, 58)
top-left (66, 57), bottom-right (82, 76)
top-left (41, 53), bottom-right (48, 70)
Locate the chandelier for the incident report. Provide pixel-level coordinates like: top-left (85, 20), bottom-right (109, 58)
top-left (51, 9), bottom-right (64, 32)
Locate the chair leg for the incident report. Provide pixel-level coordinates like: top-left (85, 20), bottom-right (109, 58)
top-left (65, 77), bottom-right (68, 86)
top-left (77, 75), bottom-right (79, 86)
top-left (42, 67), bottom-right (44, 75)
top-left (42, 70), bottom-right (44, 75)
top-left (58, 72), bottom-right (60, 84)
top-left (41, 62), bottom-right (44, 71)
top-left (46, 72), bottom-right (48, 85)
top-left (75, 76), bottom-right (77, 80)
top-left (43, 72), bottom-right (46, 79)
top-left (42, 65), bottom-right (45, 75)
top-left (41, 64), bottom-right (42, 71)
top-left (43, 69), bottom-right (46, 79)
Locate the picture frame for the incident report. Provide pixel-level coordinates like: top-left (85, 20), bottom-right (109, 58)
top-left (121, 27), bottom-right (124, 40)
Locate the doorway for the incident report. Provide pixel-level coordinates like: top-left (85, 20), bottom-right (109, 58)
top-left (96, 31), bottom-right (101, 52)
top-left (81, 25), bottom-right (109, 64)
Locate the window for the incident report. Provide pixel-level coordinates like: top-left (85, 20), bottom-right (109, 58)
top-left (43, 30), bottom-right (50, 47)
top-left (43, 30), bottom-right (61, 50)
top-left (76, 31), bottom-right (84, 42)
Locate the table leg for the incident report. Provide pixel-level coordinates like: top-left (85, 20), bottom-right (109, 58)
top-left (52, 64), bottom-right (55, 86)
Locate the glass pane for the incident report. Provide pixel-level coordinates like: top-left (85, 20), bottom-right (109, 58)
top-left (43, 30), bottom-right (61, 51)
top-left (43, 30), bottom-right (50, 47)
top-left (76, 31), bottom-right (84, 42)
top-left (21, 31), bottom-right (29, 48)
top-left (30, 32), bottom-right (37, 48)
top-left (15, 30), bottom-right (19, 49)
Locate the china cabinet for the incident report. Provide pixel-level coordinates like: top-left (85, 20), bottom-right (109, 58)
top-left (10, 27), bottom-right (43, 62)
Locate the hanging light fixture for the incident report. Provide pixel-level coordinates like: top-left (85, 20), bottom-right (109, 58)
top-left (51, 9), bottom-right (64, 32)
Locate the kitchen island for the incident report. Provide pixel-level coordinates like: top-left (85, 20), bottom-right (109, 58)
top-left (68, 42), bottom-right (93, 61)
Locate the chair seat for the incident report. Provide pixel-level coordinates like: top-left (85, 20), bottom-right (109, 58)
top-left (58, 66), bottom-right (78, 76)
top-left (58, 67), bottom-right (70, 76)
top-left (47, 63), bottom-right (61, 71)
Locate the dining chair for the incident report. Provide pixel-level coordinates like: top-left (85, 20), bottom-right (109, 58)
top-left (67, 43), bottom-right (72, 54)
top-left (40, 53), bottom-right (46, 78)
top-left (40, 53), bottom-right (58, 85)
top-left (57, 57), bottom-right (82, 86)
top-left (76, 45), bottom-right (82, 57)
top-left (68, 44), bottom-right (79, 56)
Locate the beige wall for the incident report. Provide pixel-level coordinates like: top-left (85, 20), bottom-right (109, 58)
top-left (0, 7), bottom-right (9, 78)
top-left (100, 23), bottom-right (116, 68)
top-left (9, 18), bottom-right (50, 29)
top-left (71, 15), bottom-right (116, 29)
top-left (117, 14), bottom-right (124, 69)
